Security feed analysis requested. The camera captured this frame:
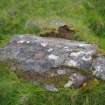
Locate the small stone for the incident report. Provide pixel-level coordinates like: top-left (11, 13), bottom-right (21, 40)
top-left (57, 70), bottom-right (66, 75)
top-left (64, 80), bottom-right (73, 88)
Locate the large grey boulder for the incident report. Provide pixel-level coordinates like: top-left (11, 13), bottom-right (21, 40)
top-left (0, 35), bottom-right (97, 71)
top-left (0, 35), bottom-right (104, 91)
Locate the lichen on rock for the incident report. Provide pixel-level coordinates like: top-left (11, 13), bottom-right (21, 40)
top-left (0, 35), bottom-right (104, 91)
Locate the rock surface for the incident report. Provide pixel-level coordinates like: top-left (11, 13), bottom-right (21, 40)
top-left (93, 56), bottom-right (105, 80)
top-left (0, 35), bottom-right (105, 91)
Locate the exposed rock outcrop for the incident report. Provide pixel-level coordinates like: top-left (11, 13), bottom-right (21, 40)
top-left (0, 35), bottom-right (104, 91)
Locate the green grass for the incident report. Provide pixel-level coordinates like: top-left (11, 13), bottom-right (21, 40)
top-left (0, 0), bottom-right (105, 49)
top-left (0, 0), bottom-right (105, 105)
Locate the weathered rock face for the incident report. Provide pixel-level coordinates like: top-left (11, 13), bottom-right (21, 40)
top-left (0, 35), bottom-right (104, 91)
top-left (93, 56), bottom-right (105, 80)
top-left (0, 35), bottom-right (97, 71)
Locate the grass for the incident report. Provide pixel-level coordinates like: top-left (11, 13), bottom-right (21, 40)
top-left (0, 0), bottom-right (105, 105)
top-left (0, 0), bottom-right (105, 49)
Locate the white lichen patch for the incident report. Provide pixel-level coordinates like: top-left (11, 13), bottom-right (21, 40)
top-left (17, 40), bottom-right (25, 44)
top-left (48, 54), bottom-right (58, 60)
top-left (70, 51), bottom-right (85, 57)
top-left (79, 43), bottom-right (89, 47)
top-left (57, 70), bottom-right (66, 75)
top-left (41, 42), bottom-right (48, 47)
top-left (66, 60), bottom-right (78, 67)
top-left (64, 80), bottom-right (73, 88)
top-left (82, 55), bottom-right (92, 61)
top-left (64, 46), bottom-right (69, 49)
top-left (48, 48), bottom-right (53, 52)
top-left (95, 66), bottom-right (103, 72)
top-left (26, 41), bottom-right (30, 44)
top-left (93, 66), bottom-right (103, 75)
top-left (64, 46), bottom-right (70, 51)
